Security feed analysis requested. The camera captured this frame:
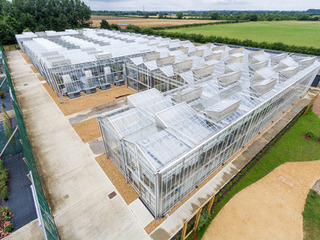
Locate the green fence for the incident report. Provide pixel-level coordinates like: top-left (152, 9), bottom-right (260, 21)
top-left (1, 47), bottom-right (60, 240)
top-left (0, 126), bottom-right (23, 158)
top-left (0, 77), bottom-right (10, 93)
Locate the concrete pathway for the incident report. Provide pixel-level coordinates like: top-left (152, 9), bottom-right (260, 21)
top-left (5, 50), bottom-right (149, 239)
top-left (4, 219), bottom-right (43, 240)
top-left (203, 160), bottom-right (320, 240)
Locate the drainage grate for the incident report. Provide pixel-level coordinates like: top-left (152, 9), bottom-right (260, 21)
top-left (108, 191), bottom-right (117, 199)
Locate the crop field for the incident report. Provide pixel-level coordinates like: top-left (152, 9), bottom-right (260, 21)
top-left (90, 15), bottom-right (220, 28)
top-left (166, 21), bottom-right (320, 48)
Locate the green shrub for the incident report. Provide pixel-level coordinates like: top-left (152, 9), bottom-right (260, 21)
top-left (0, 185), bottom-right (9, 200)
top-left (306, 131), bottom-right (316, 138)
top-left (4, 224), bottom-right (14, 233)
top-left (197, 211), bottom-right (211, 231)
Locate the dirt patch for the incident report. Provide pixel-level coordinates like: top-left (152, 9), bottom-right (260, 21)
top-left (91, 15), bottom-right (220, 27)
top-left (37, 75), bottom-right (45, 81)
top-left (203, 160), bottom-right (320, 240)
top-left (42, 82), bottom-right (136, 116)
top-left (95, 154), bottom-right (139, 205)
top-left (72, 118), bottom-right (100, 143)
top-left (22, 53), bottom-right (31, 64)
top-left (30, 66), bottom-right (39, 73)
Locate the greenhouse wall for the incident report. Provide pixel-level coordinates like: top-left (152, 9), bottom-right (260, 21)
top-left (156, 68), bottom-right (316, 215)
top-left (99, 64), bottom-right (319, 218)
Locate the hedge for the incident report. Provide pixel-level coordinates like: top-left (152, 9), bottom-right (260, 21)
top-left (123, 26), bottom-right (320, 56)
top-left (151, 20), bottom-right (240, 30)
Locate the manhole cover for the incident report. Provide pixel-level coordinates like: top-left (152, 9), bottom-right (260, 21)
top-left (108, 191), bottom-right (117, 199)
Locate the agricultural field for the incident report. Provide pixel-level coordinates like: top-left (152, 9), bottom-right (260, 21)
top-left (166, 21), bottom-right (320, 48)
top-left (90, 15), bottom-right (220, 28)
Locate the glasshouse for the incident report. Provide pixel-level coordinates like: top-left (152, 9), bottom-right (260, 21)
top-left (16, 29), bottom-right (157, 98)
top-left (17, 29), bottom-right (222, 99)
top-left (17, 29), bottom-right (320, 218)
top-left (98, 38), bottom-right (320, 218)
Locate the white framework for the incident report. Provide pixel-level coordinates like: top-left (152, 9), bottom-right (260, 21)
top-left (98, 32), bottom-right (320, 218)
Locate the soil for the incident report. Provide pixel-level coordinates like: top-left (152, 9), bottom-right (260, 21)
top-left (21, 54), bottom-right (31, 64)
top-left (72, 118), bottom-right (101, 143)
top-left (202, 160), bottom-right (320, 240)
top-left (95, 154), bottom-right (139, 205)
top-left (90, 15), bottom-right (220, 28)
top-left (37, 75), bottom-right (45, 81)
top-left (30, 66), bottom-right (39, 74)
top-left (42, 82), bottom-right (136, 116)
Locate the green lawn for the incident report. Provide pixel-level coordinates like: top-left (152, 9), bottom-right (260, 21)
top-left (167, 21), bottom-right (320, 48)
top-left (303, 189), bottom-right (320, 240)
top-left (194, 111), bottom-right (320, 239)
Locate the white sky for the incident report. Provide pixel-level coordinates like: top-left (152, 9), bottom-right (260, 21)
top-left (85, 0), bottom-right (319, 11)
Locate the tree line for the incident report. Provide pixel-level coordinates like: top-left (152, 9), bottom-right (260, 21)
top-left (0, 0), bottom-right (91, 45)
top-left (123, 25), bottom-right (320, 56)
top-left (93, 10), bottom-right (320, 22)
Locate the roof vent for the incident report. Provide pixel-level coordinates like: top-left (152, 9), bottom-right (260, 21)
top-left (249, 60), bottom-right (269, 71)
top-left (229, 47), bottom-right (244, 54)
top-left (143, 52), bottom-right (160, 62)
top-left (218, 71), bottom-right (242, 86)
top-left (173, 60), bottom-right (193, 73)
top-left (205, 52), bottom-right (222, 61)
top-left (271, 52), bottom-right (288, 64)
top-left (299, 57), bottom-right (317, 68)
top-left (157, 56), bottom-right (175, 67)
top-left (251, 79), bottom-right (277, 96)
top-left (188, 49), bottom-right (204, 57)
top-left (171, 87), bottom-right (203, 103)
top-left (193, 65), bottom-right (215, 79)
top-left (204, 99), bottom-right (241, 122)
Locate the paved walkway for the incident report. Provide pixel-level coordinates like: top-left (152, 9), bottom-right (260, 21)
top-left (203, 160), bottom-right (320, 240)
top-left (5, 50), bottom-right (149, 239)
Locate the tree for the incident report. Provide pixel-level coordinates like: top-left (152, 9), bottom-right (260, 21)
top-left (100, 19), bottom-right (110, 29)
top-left (250, 14), bottom-right (258, 21)
top-left (210, 12), bottom-right (219, 20)
top-left (126, 25), bottom-right (141, 32)
top-left (298, 14), bottom-right (311, 21)
top-left (176, 12), bottom-right (183, 19)
top-left (143, 13), bottom-right (149, 18)
top-left (158, 13), bottom-right (164, 19)
top-left (23, 27), bottom-right (31, 32)
top-left (35, 24), bottom-right (46, 32)
top-left (110, 24), bottom-right (119, 30)
top-left (0, 22), bottom-right (15, 45)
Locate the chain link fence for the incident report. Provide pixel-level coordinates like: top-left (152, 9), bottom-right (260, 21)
top-left (1, 46), bottom-right (60, 240)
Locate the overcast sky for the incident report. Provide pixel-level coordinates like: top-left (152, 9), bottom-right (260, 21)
top-left (85, 0), bottom-right (319, 11)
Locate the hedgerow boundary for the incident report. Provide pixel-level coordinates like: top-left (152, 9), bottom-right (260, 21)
top-left (123, 26), bottom-right (320, 56)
